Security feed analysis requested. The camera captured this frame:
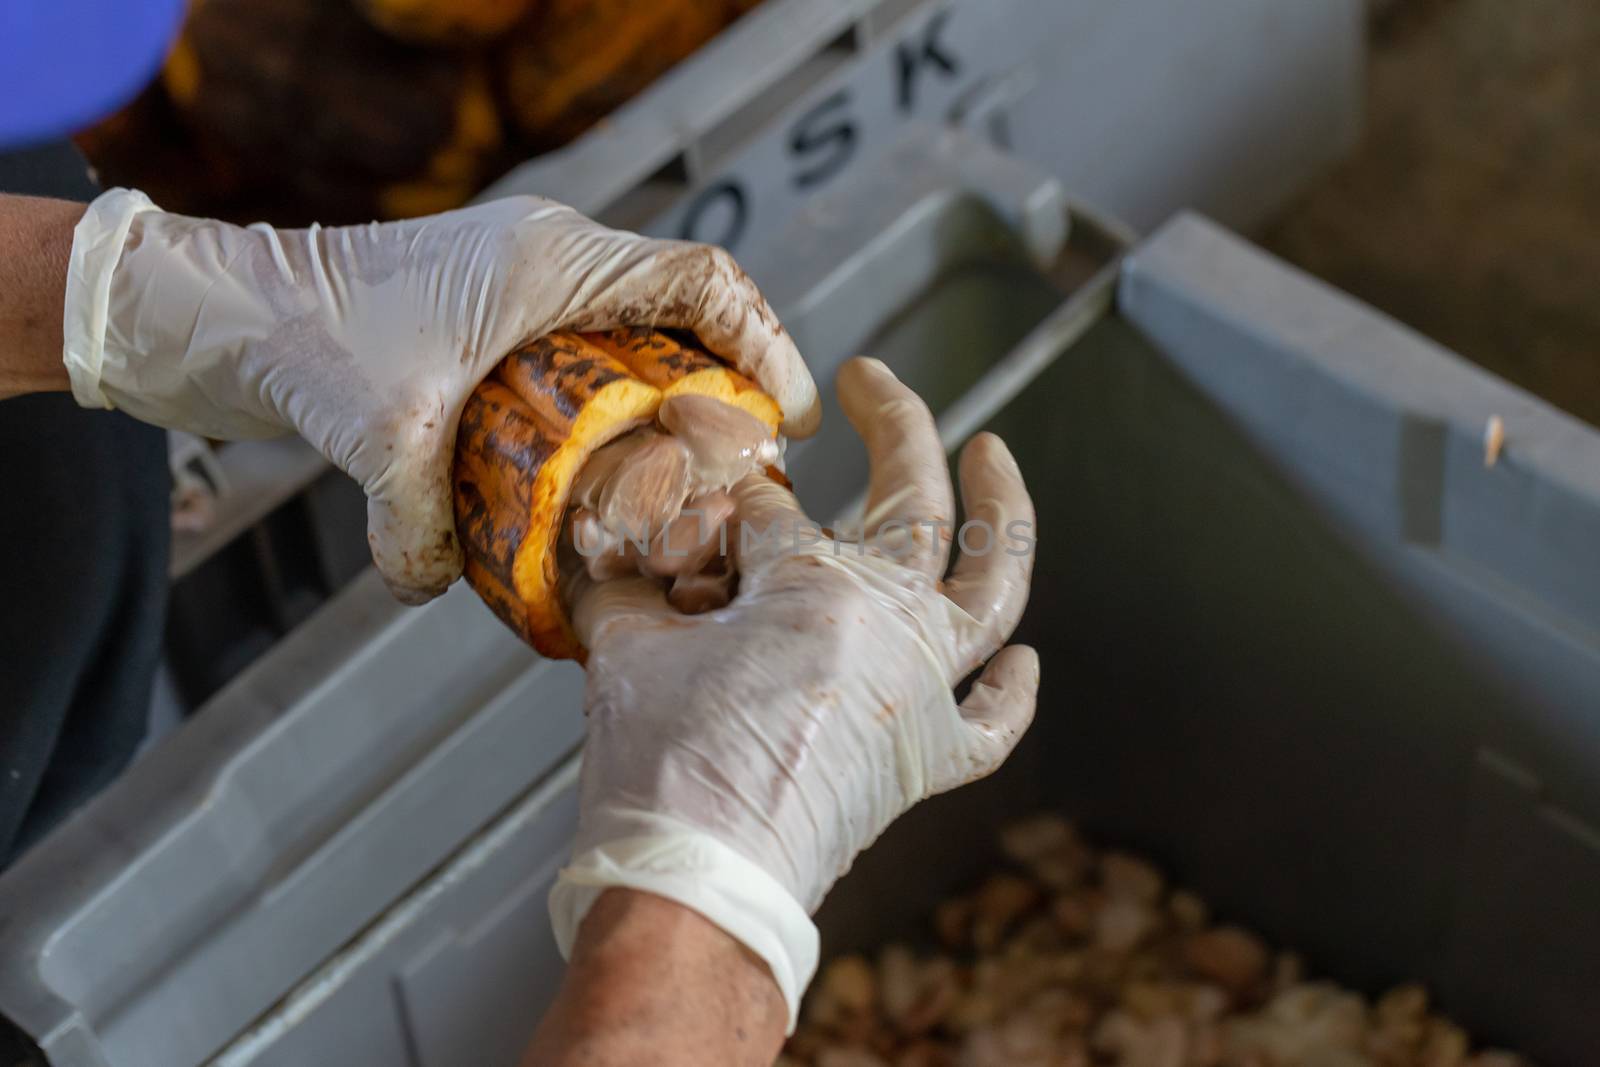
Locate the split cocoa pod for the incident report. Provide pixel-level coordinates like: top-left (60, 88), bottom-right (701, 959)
top-left (162, 0), bottom-right (504, 223)
top-left (501, 0), bottom-right (751, 149)
top-left (452, 328), bottom-right (781, 660)
top-left (352, 0), bottom-right (538, 46)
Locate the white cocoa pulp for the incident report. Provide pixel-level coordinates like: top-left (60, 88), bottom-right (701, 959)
top-left (562, 396), bottom-right (780, 612)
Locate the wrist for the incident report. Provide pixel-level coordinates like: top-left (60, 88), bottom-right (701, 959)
top-left (62, 188), bottom-right (160, 411)
top-left (62, 189), bottom-right (290, 439)
top-left (0, 195), bottom-right (84, 398)
top-left (549, 814), bottom-right (819, 1029)
top-left (525, 889), bottom-right (787, 1067)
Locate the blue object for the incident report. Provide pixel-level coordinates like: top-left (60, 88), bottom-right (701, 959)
top-left (0, 0), bottom-right (187, 149)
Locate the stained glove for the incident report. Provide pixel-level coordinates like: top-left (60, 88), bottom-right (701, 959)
top-left (63, 188), bottom-right (819, 603)
top-left (550, 357), bottom-right (1039, 1029)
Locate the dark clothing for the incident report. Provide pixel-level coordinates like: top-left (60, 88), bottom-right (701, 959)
top-left (0, 142), bottom-right (170, 863)
top-left (0, 141), bottom-right (99, 201)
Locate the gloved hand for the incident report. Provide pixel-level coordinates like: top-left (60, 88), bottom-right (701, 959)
top-left (62, 189), bottom-right (820, 603)
top-left (550, 357), bottom-right (1039, 1029)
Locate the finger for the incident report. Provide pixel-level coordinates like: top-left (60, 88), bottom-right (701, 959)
top-left (727, 473), bottom-right (812, 569)
top-left (837, 357), bottom-right (954, 577)
top-left (564, 238), bottom-right (821, 438)
top-left (365, 469), bottom-right (463, 606)
top-left (569, 574), bottom-right (676, 648)
top-left (933, 645), bottom-right (1041, 794)
top-left (943, 433), bottom-right (1037, 675)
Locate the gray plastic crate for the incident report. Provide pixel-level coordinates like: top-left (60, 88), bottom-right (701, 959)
top-left (485, 0), bottom-right (1361, 238)
top-left (0, 128), bottom-right (1122, 1067)
top-left (6, 3), bottom-right (1514, 1061)
top-left (817, 215), bottom-right (1600, 1067)
top-left (157, 0), bottom-right (1359, 712)
top-left (6, 121), bottom-right (1598, 1063)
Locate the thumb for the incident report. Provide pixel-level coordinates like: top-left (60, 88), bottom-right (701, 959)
top-left (570, 574), bottom-right (677, 649)
top-left (934, 645), bottom-right (1041, 794)
top-left (727, 473), bottom-right (811, 569)
top-left (365, 463), bottom-right (464, 605)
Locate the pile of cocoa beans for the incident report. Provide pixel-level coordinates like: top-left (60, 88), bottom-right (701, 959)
top-left (782, 815), bottom-right (1533, 1067)
top-left (74, 0), bottom-right (763, 225)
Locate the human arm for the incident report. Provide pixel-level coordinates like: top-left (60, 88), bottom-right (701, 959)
top-left (532, 357), bottom-right (1039, 1056)
top-left (0, 194), bottom-right (81, 397)
top-left (36, 187), bottom-right (819, 601)
top-left (522, 889), bottom-right (787, 1067)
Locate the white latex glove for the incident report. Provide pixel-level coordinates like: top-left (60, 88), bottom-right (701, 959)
top-left (63, 188), bottom-right (820, 603)
top-left (550, 357), bottom-right (1039, 1029)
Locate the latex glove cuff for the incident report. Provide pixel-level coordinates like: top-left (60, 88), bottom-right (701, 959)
top-left (548, 811), bottom-right (819, 1034)
top-left (63, 188), bottom-right (159, 410)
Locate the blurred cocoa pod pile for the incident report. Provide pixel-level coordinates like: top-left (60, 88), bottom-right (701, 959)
top-left (783, 815), bottom-right (1533, 1067)
top-left (74, 0), bottom-right (760, 225)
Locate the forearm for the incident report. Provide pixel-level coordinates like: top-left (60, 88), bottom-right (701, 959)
top-left (523, 889), bottom-right (787, 1067)
top-left (0, 195), bottom-right (82, 399)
